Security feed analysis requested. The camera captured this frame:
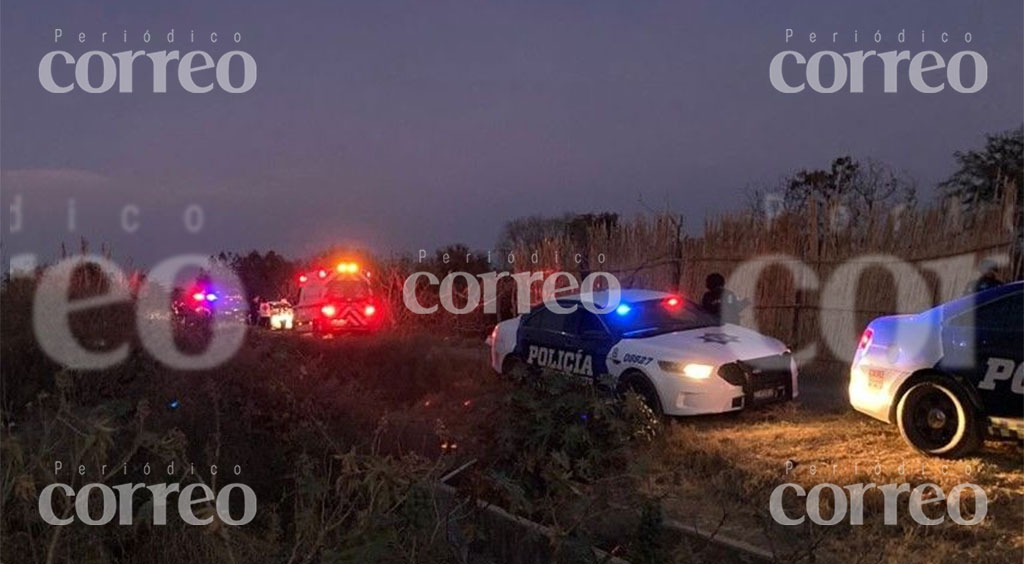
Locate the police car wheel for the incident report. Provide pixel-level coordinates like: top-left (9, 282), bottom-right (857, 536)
top-left (896, 377), bottom-right (981, 458)
top-left (501, 355), bottom-right (530, 380)
top-left (622, 375), bottom-right (663, 417)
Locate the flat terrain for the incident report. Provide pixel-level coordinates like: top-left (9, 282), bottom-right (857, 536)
top-left (275, 331), bottom-right (1023, 564)
top-left (3, 326), bottom-right (1020, 564)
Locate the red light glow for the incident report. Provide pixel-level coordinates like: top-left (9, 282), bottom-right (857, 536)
top-left (363, 305), bottom-right (376, 316)
top-left (321, 304), bottom-right (337, 317)
top-left (858, 328), bottom-right (874, 350)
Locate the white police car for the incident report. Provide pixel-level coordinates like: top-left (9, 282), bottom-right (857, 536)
top-left (487, 289), bottom-right (798, 415)
top-left (850, 281), bottom-right (1024, 457)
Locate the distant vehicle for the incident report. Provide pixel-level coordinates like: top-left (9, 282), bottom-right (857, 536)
top-left (487, 289), bottom-right (798, 416)
top-left (850, 281), bottom-right (1023, 457)
top-left (172, 287), bottom-right (248, 326)
top-left (259, 300), bottom-right (294, 330)
top-left (293, 262), bottom-right (384, 336)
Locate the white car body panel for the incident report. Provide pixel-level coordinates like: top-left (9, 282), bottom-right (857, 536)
top-left (487, 294), bottom-right (798, 416)
top-left (849, 311), bottom-right (945, 423)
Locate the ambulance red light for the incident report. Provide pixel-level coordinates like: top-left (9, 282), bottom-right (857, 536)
top-left (317, 269), bottom-right (328, 279)
top-left (363, 305), bottom-right (376, 316)
top-left (298, 274), bottom-right (308, 284)
top-left (321, 304), bottom-right (337, 317)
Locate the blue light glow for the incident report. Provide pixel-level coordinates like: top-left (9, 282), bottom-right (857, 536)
top-left (205, 293), bottom-right (218, 301)
top-left (615, 304), bottom-right (631, 315)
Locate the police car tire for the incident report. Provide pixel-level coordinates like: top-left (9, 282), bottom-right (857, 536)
top-left (501, 355), bottom-right (527, 379)
top-left (896, 376), bottom-right (982, 458)
top-left (622, 373), bottom-right (663, 417)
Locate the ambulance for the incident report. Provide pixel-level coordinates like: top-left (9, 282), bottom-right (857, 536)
top-left (850, 281), bottom-right (1024, 457)
top-left (487, 289), bottom-right (798, 416)
top-left (293, 262), bottom-right (384, 336)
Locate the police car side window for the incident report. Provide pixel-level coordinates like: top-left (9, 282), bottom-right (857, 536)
top-left (575, 310), bottom-right (607, 336)
top-left (955, 292), bottom-right (1023, 329)
top-left (524, 308), bottom-right (569, 333)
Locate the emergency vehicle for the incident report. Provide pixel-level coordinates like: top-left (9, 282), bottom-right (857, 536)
top-left (487, 289), bottom-right (798, 416)
top-left (293, 262), bottom-right (384, 336)
top-left (259, 300), bottom-right (294, 330)
top-left (172, 286), bottom-right (247, 326)
top-left (850, 281), bottom-right (1024, 457)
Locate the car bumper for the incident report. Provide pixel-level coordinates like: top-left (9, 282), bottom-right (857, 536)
top-left (848, 363), bottom-right (906, 424)
top-left (659, 356), bottom-right (797, 416)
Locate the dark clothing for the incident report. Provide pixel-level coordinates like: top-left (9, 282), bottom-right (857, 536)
top-left (701, 287), bottom-right (740, 325)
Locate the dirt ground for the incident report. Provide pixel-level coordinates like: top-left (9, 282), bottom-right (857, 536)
top-left (284, 332), bottom-right (1023, 564)
top-left (375, 337), bottom-right (1024, 564)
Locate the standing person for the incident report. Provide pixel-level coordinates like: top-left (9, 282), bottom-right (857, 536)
top-left (701, 273), bottom-right (749, 325)
top-left (250, 295), bottom-right (262, 326)
top-left (963, 260), bottom-right (1003, 296)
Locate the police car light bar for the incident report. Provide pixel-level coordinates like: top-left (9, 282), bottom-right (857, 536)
top-left (192, 292), bottom-right (206, 301)
top-left (615, 304), bottom-right (631, 315)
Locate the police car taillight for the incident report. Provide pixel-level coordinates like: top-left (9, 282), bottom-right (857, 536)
top-left (664, 296), bottom-right (682, 308)
top-left (857, 328), bottom-right (874, 351)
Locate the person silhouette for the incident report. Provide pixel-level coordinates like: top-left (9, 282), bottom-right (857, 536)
top-left (700, 273), bottom-right (749, 325)
top-left (964, 260), bottom-right (1003, 296)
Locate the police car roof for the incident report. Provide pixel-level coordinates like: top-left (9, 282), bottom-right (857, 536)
top-left (558, 289), bottom-right (673, 308)
top-left (935, 280), bottom-right (1023, 318)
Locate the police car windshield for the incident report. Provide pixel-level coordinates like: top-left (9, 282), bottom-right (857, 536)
top-left (326, 279), bottom-right (369, 299)
top-left (603, 298), bottom-right (717, 337)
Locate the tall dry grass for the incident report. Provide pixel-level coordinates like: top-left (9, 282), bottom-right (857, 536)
top-left (506, 188), bottom-right (1020, 363)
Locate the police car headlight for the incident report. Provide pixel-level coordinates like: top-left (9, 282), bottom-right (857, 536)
top-left (659, 361), bottom-right (713, 379)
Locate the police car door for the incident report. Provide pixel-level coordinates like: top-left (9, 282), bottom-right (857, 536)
top-left (565, 307), bottom-right (616, 388)
top-left (940, 288), bottom-right (1024, 418)
top-left (516, 304), bottom-right (592, 381)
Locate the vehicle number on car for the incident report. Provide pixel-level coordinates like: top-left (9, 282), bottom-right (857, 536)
top-left (622, 354), bottom-right (654, 366)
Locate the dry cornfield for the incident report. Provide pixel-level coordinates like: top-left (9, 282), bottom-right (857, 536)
top-left (508, 188), bottom-right (1021, 365)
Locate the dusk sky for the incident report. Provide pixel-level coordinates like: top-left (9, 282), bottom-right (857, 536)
top-left (2, 0), bottom-right (1022, 267)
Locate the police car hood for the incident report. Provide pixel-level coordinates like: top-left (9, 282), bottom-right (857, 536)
top-left (623, 323), bottom-right (788, 363)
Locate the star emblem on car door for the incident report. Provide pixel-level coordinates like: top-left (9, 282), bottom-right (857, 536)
top-left (699, 332), bottom-right (740, 344)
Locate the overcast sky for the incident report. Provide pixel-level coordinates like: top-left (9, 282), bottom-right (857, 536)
top-left (2, 0), bottom-right (1021, 267)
